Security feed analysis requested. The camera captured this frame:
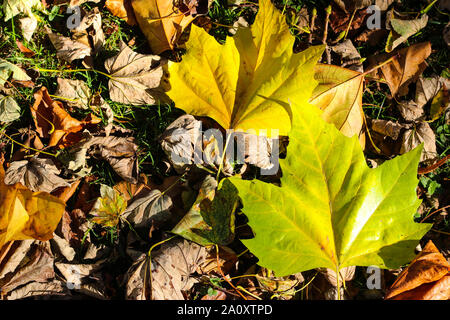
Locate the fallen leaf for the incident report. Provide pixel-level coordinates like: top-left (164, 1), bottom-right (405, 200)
top-left (368, 42), bottom-right (432, 97)
top-left (30, 87), bottom-right (101, 147)
top-left (400, 122), bottom-right (437, 162)
top-left (2, 0), bottom-right (44, 22)
top-left (0, 164), bottom-right (66, 248)
top-left (105, 0), bottom-right (137, 25)
top-left (131, 0), bottom-right (196, 54)
top-left (159, 114), bottom-right (203, 173)
top-left (45, 26), bottom-right (92, 63)
top-left (89, 184), bottom-right (127, 228)
top-left (104, 41), bottom-right (167, 106)
top-left (397, 101), bottom-right (425, 122)
top-left (177, 0), bottom-right (211, 16)
top-left (0, 58), bottom-right (31, 86)
top-left (386, 15), bottom-right (428, 52)
top-left (4, 157), bottom-right (71, 193)
top-left (167, 0), bottom-right (324, 136)
top-left (229, 93), bottom-right (431, 277)
top-left (333, 0), bottom-right (371, 12)
top-left (0, 94), bottom-right (20, 123)
top-left (18, 16), bottom-right (37, 42)
top-left (4, 279), bottom-right (68, 300)
top-left (172, 176), bottom-right (238, 246)
top-left (371, 119), bottom-right (405, 140)
top-left (0, 241), bottom-right (55, 296)
top-left (386, 241), bottom-right (450, 300)
top-left (126, 239), bottom-right (210, 300)
top-left (72, 7), bottom-right (104, 54)
top-left (256, 268), bottom-right (304, 300)
top-left (15, 40), bottom-right (35, 57)
top-left (310, 64), bottom-right (365, 146)
top-left (331, 39), bottom-right (363, 72)
top-left (319, 266), bottom-right (356, 287)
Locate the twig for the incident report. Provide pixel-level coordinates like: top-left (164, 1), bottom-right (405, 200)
top-left (215, 244), bottom-right (248, 300)
top-left (418, 155), bottom-right (450, 175)
top-left (420, 205), bottom-right (450, 223)
top-left (308, 7), bottom-right (317, 45)
top-left (322, 5), bottom-right (332, 64)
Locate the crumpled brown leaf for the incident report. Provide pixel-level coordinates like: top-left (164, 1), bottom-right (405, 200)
top-left (367, 42), bottom-right (432, 97)
top-left (104, 41), bottom-right (168, 105)
top-left (126, 239), bottom-right (210, 300)
top-left (386, 241), bottom-right (450, 300)
top-left (0, 241), bottom-right (55, 297)
top-left (45, 26), bottom-right (92, 63)
top-left (400, 122), bottom-right (437, 162)
top-left (386, 14), bottom-right (428, 52)
top-left (31, 87), bottom-right (101, 147)
top-left (331, 39), bottom-right (363, 72)
top-left (4, 157), bottom-right (71, 193)
top-left (59, 133), bottom-right (139, 183)
top-left (72, 7), bottom-right (104, 55)
top-left (319, 266), bottom-right (356, 288)
top-left (54, 78), bottom-right (114, 135)
top-left (122, 189), bottom-right (173, 229)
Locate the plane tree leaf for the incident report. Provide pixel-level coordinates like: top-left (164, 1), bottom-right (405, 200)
top-left (310, 64), bottom-right (365, 147)
top-left (104, 41), bottom-right (167, 106)
top-left (167, 0), bottom-right (325, 136)
top-left (0, 58), bottom-right (31, 86)
top-left (0, 94), bottom-right (20, 123)
top-left (0, 164), bottom-right (66, 248)
top-left (171, 176), bottom-right (238, 246)
top-left (230, 99), bottom-right (432, 277)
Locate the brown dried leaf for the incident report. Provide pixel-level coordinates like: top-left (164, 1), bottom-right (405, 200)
top-left (367, 42), bottom-right (432, 97)
top-left (104, 41), bottom-right (167, 105)
top-left (386, 241), bottom-right (450, 300)
top-left (126, 239), bottom-right (210, 300)
top-left (4, 158), bottom-right (71, 193)
top-left (400, 122), bottom-right (437, 162)
top-left (45, 26), bottom-right (91, 63)
top-left (30, 87), bottom-right (101, 147)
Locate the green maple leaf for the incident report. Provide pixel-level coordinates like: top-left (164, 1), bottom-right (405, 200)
top-left (230, 100), bottom-right (432, 277)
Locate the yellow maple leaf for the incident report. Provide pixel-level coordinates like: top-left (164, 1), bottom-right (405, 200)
top-left (167, 0), bottom-right (325, 137)
top-left (0, 164), bottom-right (66, 248)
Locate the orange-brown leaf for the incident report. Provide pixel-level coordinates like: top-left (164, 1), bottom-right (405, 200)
top-left (30, 87), bottom-right (101, 147)
top-left (386, 241), bottom-right (450, 300)
top-left (105, 0), bottom-right (137, 25)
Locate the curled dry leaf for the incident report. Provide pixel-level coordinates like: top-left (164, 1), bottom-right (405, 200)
top-left (367, 42), bottom-right (432, 97)
top-left (126, 239), bottom-right (210, 300)
top-left (72, 7), bottom-right (104, 54)
top-left (19, 16), bottom-right (37, 42)
top-left (331, 39), bottom-right (363, 72)
top-left (256, 268), bottom-right (304, 300)
top-left (159, 114), bottom-right (202, 173)
top-left (131, 0), bottom-right (196, 54)
top-left (386, 241), bottom-right (450, 300)
top-left (0, 94), bottom-right (20, 123)
top-left (0, 241), bottom-right (55, 297)
top-left (2, 0), bottom-right (44, 22)
top-left (46, 26), bottom-right (92, 63)
top-left (0, 164), bottom-right (66, 248)
top-left (400, 122), bottom-right (437, 162)
top-left (59, 134), bottom-right (139, 183)
top-left (105, 0), bottom-right (137, 25)
top-left (31, 87), bottom-right (101, 147)
top-left (386, 14), bottom-right (428, 52)
top-left (4, 157), bottom-right (71, 193)
top-left (104, 41), bottom-right (168, 106)
top-left (310, 64), bottom-right (365, 147)
top-left (0, 58), bottom-right (31, 86)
